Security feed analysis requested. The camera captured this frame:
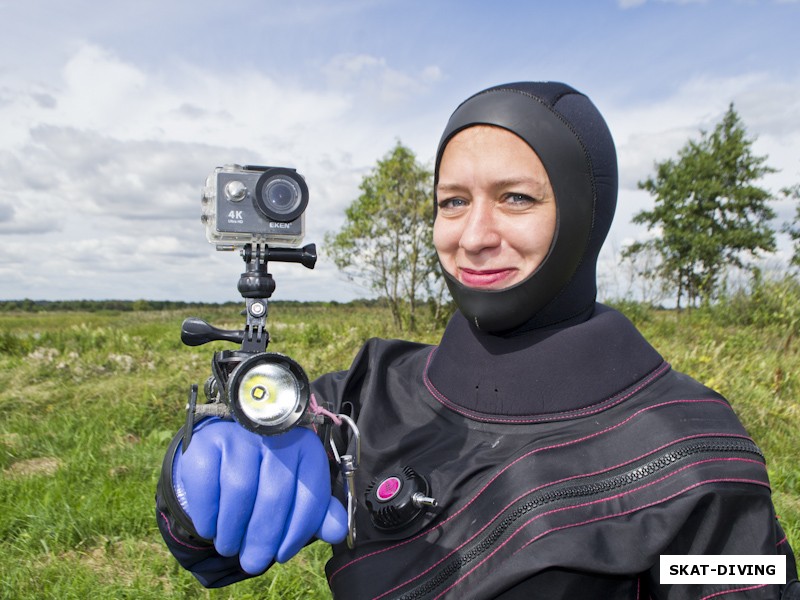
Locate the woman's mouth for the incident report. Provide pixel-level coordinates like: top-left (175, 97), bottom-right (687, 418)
top-left (458, 267), bottom-right (516, 288)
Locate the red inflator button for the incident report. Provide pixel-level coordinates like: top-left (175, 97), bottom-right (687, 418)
top-left (376, 476), bottom-right (402, 502)
top-left (365, 466), bottom-right (438, 531)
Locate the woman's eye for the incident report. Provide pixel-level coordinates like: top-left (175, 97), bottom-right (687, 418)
top-left (504, 193), bottom-right (536, 207)
top-left (438, 197), bottom-right (467, 211)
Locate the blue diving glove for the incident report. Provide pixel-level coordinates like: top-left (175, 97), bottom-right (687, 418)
top-left (172, 419), bottom-right (347, 575)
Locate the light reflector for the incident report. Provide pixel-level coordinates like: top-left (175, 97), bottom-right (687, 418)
top-left (227, 353), bottom-right (309, 435)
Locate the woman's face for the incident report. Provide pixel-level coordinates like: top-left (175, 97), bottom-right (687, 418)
top-left (434, 126), bottom-right (557, 290)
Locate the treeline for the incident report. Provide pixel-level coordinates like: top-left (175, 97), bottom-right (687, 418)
top-left (0, 299), bottom-right (234, 313)
top-left (0, 297), bottom-right (394, 313)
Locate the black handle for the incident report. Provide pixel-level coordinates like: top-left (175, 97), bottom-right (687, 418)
top-left (181, 317), bottom-right (244, 346)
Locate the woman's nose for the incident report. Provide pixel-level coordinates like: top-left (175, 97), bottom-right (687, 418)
top-left (459, 201), bottom-right (501, 254)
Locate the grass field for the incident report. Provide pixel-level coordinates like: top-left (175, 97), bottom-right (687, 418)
top-left (0, 302), bottom-right (797, 598)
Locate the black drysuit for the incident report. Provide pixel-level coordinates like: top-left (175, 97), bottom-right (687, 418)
top-left (317, 307), bottom-right (798, 599)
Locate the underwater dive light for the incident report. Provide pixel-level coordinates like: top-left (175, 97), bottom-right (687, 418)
top-left (226, 353), bottom-right (310, 436)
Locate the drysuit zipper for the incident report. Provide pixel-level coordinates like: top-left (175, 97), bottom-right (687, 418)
top-left (393, 436), bottom-right (763, 600)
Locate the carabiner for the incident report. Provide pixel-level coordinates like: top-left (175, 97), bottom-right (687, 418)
top-left (329, 413), bottom-right (361, 549)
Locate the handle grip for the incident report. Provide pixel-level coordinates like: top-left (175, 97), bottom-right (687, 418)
top-left (181, 317), bottom-right (244, 346)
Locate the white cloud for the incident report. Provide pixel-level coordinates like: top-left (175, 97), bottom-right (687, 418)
top-left (323, 53), bottom-right (443, 107)
top-left (0, 41), bottom-right (442, 301)
top-left (605, 73), bottom-right (800, 192)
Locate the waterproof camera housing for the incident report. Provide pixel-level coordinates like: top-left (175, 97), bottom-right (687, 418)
top-left (201, 164), bottom-right (308, 248)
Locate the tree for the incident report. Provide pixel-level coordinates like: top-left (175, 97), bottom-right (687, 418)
top-left (326, 141), bottom-right (437, 331)
top-left (623, 104), bottom-right (777, 309)
top-left (782, 183), bottom-right (800, 267)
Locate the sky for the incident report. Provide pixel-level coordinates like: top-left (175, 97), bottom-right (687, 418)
top-left (1, 0), bottom-right (799, 304)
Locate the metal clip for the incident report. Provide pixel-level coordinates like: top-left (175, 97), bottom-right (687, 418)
top-left (329, 414), bottom-right (360, 549)
top-left (182, 383), bottom-right (232, 453)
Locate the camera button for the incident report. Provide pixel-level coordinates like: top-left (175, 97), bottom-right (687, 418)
top-left (225, 180), bottom-right (248, 202)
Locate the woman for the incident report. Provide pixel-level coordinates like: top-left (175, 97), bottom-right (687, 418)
top-left (157, 82), bottom-right (798, 598)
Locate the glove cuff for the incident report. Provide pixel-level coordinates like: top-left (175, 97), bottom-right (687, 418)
top-left (157, 425), bottom-right (211, 544)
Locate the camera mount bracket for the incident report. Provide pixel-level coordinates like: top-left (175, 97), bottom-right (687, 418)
top-left (236, 242), bottom-right (317, 353)
top-left (180, 242), bottom-right (317, 353)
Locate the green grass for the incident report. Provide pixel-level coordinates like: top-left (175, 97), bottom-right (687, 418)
top-left (0, 304), bottom-right (797, 598)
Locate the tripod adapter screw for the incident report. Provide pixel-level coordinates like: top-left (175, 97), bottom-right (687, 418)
top-left (249, 301), bottom-right (266, 317)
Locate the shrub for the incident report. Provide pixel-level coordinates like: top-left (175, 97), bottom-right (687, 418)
top-left (718, 273), bottom-right (800, 332)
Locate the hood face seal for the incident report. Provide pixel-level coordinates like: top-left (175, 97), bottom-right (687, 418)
top-left (434, 83), bottom-right (611, 334)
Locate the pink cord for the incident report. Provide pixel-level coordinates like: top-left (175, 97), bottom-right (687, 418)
top-left (309, 393), bottom-right (342, 426)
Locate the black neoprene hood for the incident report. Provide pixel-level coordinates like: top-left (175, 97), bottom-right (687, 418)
top-left (434, 82), bottom-right (618, 333)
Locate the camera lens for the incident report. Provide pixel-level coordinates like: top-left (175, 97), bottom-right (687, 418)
top-left (254, 169), bottom-right (309, 223)
top-left (265, 178), bottom-right (301, 214)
